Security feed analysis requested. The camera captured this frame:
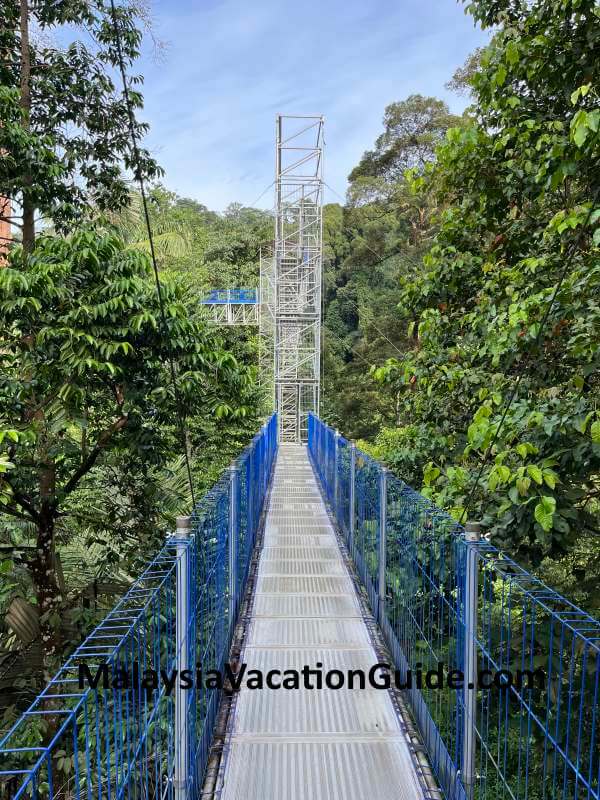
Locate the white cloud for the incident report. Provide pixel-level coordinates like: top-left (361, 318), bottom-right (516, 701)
top-left (138, 0), bottom-right (488, 211)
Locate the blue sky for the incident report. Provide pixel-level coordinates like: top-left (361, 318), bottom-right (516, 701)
top-left (138, 0), bottom-right (489, 212)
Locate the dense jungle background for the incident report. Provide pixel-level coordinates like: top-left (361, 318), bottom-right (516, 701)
top-left (0, 0), bottom-right (598, 739)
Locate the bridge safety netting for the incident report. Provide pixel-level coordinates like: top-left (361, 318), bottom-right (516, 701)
top-left (308, 413), bottom-right (600, 800)
top-left (0, 414), bottom-right (277, 800)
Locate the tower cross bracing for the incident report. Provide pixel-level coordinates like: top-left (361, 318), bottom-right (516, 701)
top-left (260, 114), bottom-right (324, 443)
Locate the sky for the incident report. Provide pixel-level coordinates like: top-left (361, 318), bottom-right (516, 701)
top-left (137, 0), bottom-right (489, 213)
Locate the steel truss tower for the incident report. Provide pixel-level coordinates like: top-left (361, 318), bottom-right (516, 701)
top-left (260, 115), bottom-right (324, 442)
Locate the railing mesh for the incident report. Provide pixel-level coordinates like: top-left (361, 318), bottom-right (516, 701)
top-left (308, 413), bottom-right (600, 800)
top-left (0, 414), bottom-right (277, 800)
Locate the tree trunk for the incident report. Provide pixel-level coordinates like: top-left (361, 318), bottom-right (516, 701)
top-left (30, 506), bottom-right (64, 752)
top-left (32, 511), bottom-right (62, 681)
top-left (32, 456), bottom-right (62, 683)
top-left (19, 0), bottom-right (35, 253)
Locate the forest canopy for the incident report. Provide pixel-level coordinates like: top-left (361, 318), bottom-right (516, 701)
top-left (0, 0), bottom-right (599, 735)
top-left (322, 0), bottom-right (600, 609)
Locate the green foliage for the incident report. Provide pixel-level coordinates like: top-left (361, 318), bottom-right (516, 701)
top-left (321, 96), bottom-right (463, 438)
top-left (348, 95), bottom-right (464, 185)
top-left (369, 0), bottom-right (600, 569)
top-left (197, 203), bottom-right (272, 289)
top-left (0, 0), bottom-right (271, 719)
top-left (0, 0), bottom-right (160, 240)
top-left (108, 186), bottom-right (272, 422)
top-left (0, 227), bottom-right (258, 675)
top-left (111, 187), bottom-right (272, 294)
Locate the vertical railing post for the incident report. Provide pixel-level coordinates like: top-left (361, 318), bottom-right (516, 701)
top-left (321, 419), bottom-right (325, 478)
top-left (324, 424), bottom-right (329, 490)
top-left (268, 418), bottom-right (272, 475)
top-left (258, 426), bottom-right (263, 498)
top-left (264, 422), bottom-right (269, 492)
top-left (268, 417), bottom-right (272, 472)
top-left (377, 467), bottom-right (387, 624)
top-left (462, 521), bottom-right (481, 800)
top-left (261, 423), bottom-right (266, 496)
top-left (317, 418), bottom-right (322, 474)
top-left (333, 430), bottom-right (340, 518)
top-left (317, 417), bottom-right (321, 469)
top-left (349, 443), bottom-right (356, 552)
top-left (247, 450), bottom-right (254, 544)
top-left (174, 515), bottom-right (191, 800)
top-left (228, 465), bottom-right (239, 639)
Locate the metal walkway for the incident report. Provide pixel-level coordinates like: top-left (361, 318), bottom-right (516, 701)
top-left (3, 419), bottom-right (599, 800)
top-left (219, 444), bottom-right (424, 800)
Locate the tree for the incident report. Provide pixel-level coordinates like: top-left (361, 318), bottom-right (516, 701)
top-left (373, 0), bottom-right (600, 566)
top-left (445, 47), bottom-right (485, 96)
top-left (200, 205), bottom-right (272, 288)
top-left (320, 98), bottom-right (462, 437)
top-left (348, 95), bottom-right (462, 186)
top-left (0, 0), bottom-right (160, 251)
top-left (0, 229), bottom-right (254, 670)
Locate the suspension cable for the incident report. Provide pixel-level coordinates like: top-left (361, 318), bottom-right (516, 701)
top-left (248, 180), bottom-right (275, 211)
top-left (108, 0), bottom-right (196, 507)
top-left (323, 180), bottom-right (406, 358)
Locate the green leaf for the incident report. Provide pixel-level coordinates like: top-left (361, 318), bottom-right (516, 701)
top-left (505, 41), bottom-right (519, 66)
top-left (587, 109), bottom-right (599, 133)
top-left (534, 496), bottom-right (556, 532)
top-left (527, 465), bottom-right (543, 485)
top-left (497, 465), bottom-right (511, 484)
top-left (473, 405), bottom-right (492, 423)
top-left (542, 470), bottom-right (558, 489)
top-left (494, 65), bottom-right (507, 86)
top-left (591, 420), bottom-right (600, 445)
top-left (423, 462), bottom-right (441, 486)
top-left (571, 110), bottom-right (590, 147)
top-left (570, 84), bottom-right (590, 104)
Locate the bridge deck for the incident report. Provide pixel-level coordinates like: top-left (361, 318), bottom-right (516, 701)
top-left (219, 444), bottom-right (424, 800)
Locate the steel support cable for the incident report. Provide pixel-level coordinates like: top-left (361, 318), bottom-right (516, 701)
top-left (323, 180), bottom-right (406, 358)
top-left (248, 180), bottom-right (275, 211)
top-left (322, 323), bottom-right (374, 370)
top-left (108, 0), bottom-right (196, 507)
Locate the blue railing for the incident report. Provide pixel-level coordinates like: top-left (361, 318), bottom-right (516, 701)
top-left (200, 289), bottom-right (258, 305)
top-left (308, 413), bottom-right (600, 800)
top-left (0, 414), bottom-right (277, 800)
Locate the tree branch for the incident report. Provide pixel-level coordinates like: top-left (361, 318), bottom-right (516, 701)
top-left (0, 503), bottom-right (35, 522)
top-left (61, 414), bottom-right (128, 497)
top-left (2, 479), bottom-right (42, 524)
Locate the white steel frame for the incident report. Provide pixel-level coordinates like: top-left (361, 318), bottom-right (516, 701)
top-left (201, 301), bottom-right (259, 326)
top-left (260, 115), bottom-right (324, 443)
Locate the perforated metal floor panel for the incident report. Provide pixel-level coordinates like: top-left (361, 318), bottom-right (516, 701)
top-left (218, 444), bottom-right (424, 800)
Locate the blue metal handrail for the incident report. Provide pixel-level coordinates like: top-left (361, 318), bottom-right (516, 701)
top-left (308, 413), bottom-right (600, 800)
top-left (0, 414), bottom-right (278, 800)
top-left (200, 289), bottom-right (258, 305)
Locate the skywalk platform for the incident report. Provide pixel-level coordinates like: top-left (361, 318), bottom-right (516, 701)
top-left (218, 444), bottom-right (424, 800)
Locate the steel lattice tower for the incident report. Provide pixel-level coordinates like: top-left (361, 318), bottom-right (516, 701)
top-left (260, 115), bottom-right (324, 442)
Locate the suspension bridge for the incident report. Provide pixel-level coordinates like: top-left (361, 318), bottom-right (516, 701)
top-left (1, 117), bottom-right (599, 800)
